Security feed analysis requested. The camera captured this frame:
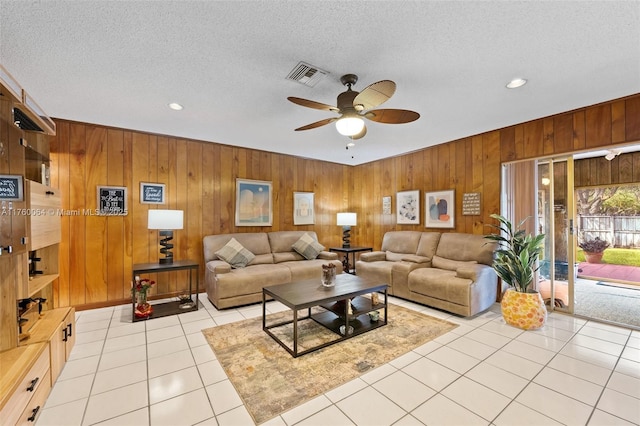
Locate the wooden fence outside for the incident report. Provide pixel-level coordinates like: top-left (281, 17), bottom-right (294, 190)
top-left (578, 215), bottom-right (640, 248)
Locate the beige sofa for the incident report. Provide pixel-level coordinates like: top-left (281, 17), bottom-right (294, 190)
top-left (203, 231), bottom-right (342, 309)
top-left (355, 231), bottom-right (498, 316)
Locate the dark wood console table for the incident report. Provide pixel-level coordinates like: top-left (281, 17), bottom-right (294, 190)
top-left (131, 260), bottom-right (199, 322)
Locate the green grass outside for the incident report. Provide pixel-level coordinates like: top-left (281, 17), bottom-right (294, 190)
top-left (576, 247), bottom-right (640, 266)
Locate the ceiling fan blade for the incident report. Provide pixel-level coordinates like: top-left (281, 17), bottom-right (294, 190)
top-left (294, 117), bottom-right (336, 131)
top-left (288, 97), bottom-right (340, 112)
top-left (364, 109), bottom-right (420, 124)
top-left (353, 80), bottom-right (396, 111)
top-left (350, 125), bottom-right (367, 140)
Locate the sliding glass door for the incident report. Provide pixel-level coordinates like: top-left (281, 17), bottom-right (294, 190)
top-left (537, 158), bottom-right (576, 313)
top-left (502, 157), bottom-right (576, 313)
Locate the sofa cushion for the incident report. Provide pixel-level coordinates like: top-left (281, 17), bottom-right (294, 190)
top-left (215, 264), bottom-right (291, 298)
top-left (381, 231), bottom-right (423, 254)
top-left (386, 251), bottom-right (406, 262)
top-left (282, 259), bottom-right (342, 281)
top-left (401, 254), bottom-right (430, 264)
top-left (435, 232), bottom-right (496, 265)
top-left (268, 230), bottom-right (319, 253)
top-left (203, 233), bottom-right (272, 263)
top-left (416, 232), bottom-right (441, 258)
top-left (432, 255), bottom-right (477, 271)
top-left (292, 233), bottom-right (325, 260)
top-left (215, 238), bottom-right (255, 268)
top-left (408, 268), bottom-right (473, 307)
top-left (273, 252), bottom-right (305, 263)
top-left (359, 251), bottom-right (386, 262)
top-left (247, 253), bottom-right (274, 266)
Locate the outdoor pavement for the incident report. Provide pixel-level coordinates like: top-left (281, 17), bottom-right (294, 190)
top-left (578, 262), bottom-right (640, 283)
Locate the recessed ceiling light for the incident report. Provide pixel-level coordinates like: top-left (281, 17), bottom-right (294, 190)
top-left (506, 78), bottom-right (527, 89)
top-left (168, 102), bottom-right (183, 111)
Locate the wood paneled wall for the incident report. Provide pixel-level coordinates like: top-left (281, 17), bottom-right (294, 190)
top-left (351, 94), bottom-right (640, 250)
top-left (50, 121), bottom-right (350, 309)
top-left (50, 93), bottom-right (640, 309)
top-left (575, 152), bottom-right (640, 187)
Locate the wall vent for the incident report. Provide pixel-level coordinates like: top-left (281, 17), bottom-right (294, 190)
top-left (286, 62), bottom-right (328, 87)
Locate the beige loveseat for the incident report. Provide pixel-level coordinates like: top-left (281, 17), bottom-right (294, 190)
top-left (355, 231), bottom-right (498, 316)
top-left (203, 231), bottom-right (342, 309)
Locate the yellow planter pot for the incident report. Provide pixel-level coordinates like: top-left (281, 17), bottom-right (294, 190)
top-left (501, 288), bottom-right (547, 330)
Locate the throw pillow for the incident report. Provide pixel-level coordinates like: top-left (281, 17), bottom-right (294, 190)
top-left (292, 233), bottom-right (325, 260)
top-left (215, 238), bottom-right (255, 268)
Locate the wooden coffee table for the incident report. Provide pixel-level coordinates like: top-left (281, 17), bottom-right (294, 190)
top-left (262, 274), bottom-right (388, 357)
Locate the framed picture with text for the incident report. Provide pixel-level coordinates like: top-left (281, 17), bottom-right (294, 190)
top-left (140, 182), bottom-right (165, 204)
top-left (0, 174), bottom-right (23, 201)
top-left (97, 185), bottom-right (128, 216)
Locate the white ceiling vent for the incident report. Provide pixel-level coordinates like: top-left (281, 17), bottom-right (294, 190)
top-left (286, 62), bottom-right (328, 87)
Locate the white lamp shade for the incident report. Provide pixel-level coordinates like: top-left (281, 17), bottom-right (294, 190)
top-left (148, 209), bottom-right (184, 230)
top-left (336, 212), bottom-right (357, 226)
top-left (335, 117), bottom-right (365, 136)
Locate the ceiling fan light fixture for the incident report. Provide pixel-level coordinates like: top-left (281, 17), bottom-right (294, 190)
top-left (335, 116), bottom-right (364, 136)
top-left (506, 78), bottom-right (527, 89)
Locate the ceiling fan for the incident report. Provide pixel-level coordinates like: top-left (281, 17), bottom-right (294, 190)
top-left (287, 74), bottom-right (420, 140)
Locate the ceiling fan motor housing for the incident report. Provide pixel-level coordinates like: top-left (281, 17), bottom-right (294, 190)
top-left (337, 90), bottom-right (359, 113)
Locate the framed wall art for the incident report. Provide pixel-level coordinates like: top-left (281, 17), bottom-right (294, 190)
top-left (97, 185), bottom-right (128, 216)
top-left (382, 196), bottom-right (392, 215)
top-left (235, 179), bottom-right (272, 226)
top-left (140, 182), bottom-right (165, 204)
top-left (396, 190), bottom-right (420, 224)
top-left (425, 189), bottom-right (455, 228)
top-left (293, 192), bottom-right (314, 225)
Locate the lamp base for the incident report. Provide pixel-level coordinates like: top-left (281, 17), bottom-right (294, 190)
top-left (158, 230), bottom-right (174, 264)
top-left (342, 226), bottom-right (351, 248)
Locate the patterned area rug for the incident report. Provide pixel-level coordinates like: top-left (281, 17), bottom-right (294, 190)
top-left (202, 304), bottom-right (457, 424)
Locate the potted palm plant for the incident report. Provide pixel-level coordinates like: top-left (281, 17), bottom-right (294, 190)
top-left (485, 213), bottom-right (547, 330)
top-left (579, 237), bottom-right (609, 264)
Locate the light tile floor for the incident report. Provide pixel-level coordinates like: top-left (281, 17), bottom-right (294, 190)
top-left (35, 294), bottom-right (640, 426)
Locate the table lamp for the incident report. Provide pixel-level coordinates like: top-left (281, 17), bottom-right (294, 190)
top-left (148, 209), bottom-right (184, 264)
top-left (336, 212), bottom-right (357, 248)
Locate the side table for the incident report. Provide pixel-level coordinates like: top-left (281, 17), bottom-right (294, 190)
top-left (329, 247), bottom-right (373, 275)
top-left (131, 259), bottom-right (199, 322)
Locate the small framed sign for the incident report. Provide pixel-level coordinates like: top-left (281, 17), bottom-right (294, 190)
top-left (382, 196), bottom-right (392, 215)
top-left (462, 192), bottom-right (481, 216)
top-left (140, 182), bottom-right (165, 204)
top-left (0, 175), bottom-right (23, 201)
top-left (97, 185), bottom-right (128, 215)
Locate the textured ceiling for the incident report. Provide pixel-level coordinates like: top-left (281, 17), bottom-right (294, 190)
top-left (1, 1), bottom-right (639, 165)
